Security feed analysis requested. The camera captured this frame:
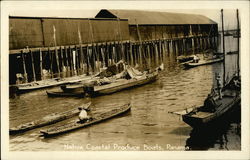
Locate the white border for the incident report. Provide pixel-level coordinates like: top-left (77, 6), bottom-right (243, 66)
top-left (1, 1), bottom-right (249, 160)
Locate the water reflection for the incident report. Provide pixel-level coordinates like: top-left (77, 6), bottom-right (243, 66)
top-left (185, 106), bottom-right (241, 150)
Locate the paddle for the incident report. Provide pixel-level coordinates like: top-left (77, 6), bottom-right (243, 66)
top-left (168, 106), bottom-right (197, 116)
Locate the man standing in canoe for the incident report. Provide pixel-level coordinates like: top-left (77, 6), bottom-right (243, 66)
top-left (78, 107), bottom-right (91, 123)
top-left (216, 74), bottom-right (223, 99)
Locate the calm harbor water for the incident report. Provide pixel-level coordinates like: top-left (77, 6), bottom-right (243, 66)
top-left (9, 36), bottom-right (241, 151)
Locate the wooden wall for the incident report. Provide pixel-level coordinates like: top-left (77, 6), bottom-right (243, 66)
top-left (9, 17), bottom-right (130, 50)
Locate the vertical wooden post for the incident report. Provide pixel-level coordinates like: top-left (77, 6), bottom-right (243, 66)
top-left (65, 46), bottom-right (69, 72)
top-left (52, 25), bottom-right (60, 77)
top-left (129, 42), bottom-right (133, 66)
top-left (101, 47), bottom-right (106, 68)
top-left (106, 43), bottom-right (110, 66)
top-left (154, 42), bottom-right (159, 65)
top-left (48, 47), bottom-right (54, 78)
top-left (182, 39), bottom-right (186, 56)
top-left (30, 50), bottom-right (36, 82)
top-left (39, 49), bottom-right (43, 80)
top-left (74, 46), bottom-right (79, 74)
top-left (69, 46), bottom-right (74, 75)
top-left (147, 43), bottom-right (151, 67)
top-left (55, 47), bottom-right (60, 77)
top-left (86, 45), bottom-right (90, 75)
top-left (112, 44), bottom-right (116, 64)
top-left (79, 45), bottom-right (84, 73)
top-left (95, 44), bottom-right (99, 72)
top-left (60, 46), bottom-right (65, 72)
top-left (72, 48), bottom-right (76, 75)
top-left (21, 51), bottom-right (28, 83)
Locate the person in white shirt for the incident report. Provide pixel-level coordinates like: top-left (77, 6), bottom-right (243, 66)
top-left (193, 55), bottom-right (200, 63)
top-left (78, 107), bottom-right (91, 123)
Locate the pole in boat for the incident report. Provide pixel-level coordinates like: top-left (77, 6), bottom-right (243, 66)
top-left (236, 9), bottom-right (240, 76)
top-left (221, 9), bottom-right (226, 86)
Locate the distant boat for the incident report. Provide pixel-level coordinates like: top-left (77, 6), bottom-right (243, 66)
top-left (15, 75), bottom-right (93, 93)
top-left (183, 57), bottom-right (224, 69)
top-left (40, 103), bottom-right (131, 137)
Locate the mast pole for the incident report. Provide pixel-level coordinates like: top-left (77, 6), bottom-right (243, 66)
top-left (236, 9), bottom-right (240, 76)
top-left (221, 9), bottom-right (226, 86)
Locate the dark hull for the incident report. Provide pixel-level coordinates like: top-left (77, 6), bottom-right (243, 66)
top-left (182, 93), bottom-right (240, 128)
top-left (46, 91), bottom-right (85, 98)
top-left (40, 104), bottom-right (131, 137)
top-left (87, 72), bottom-right (158, 97)
top-left (60, 84), bottom-right (84, 93)
top-left (16, 76), bottom-right (93, 93)
top-left (9, 102), bottom-right (91, 135)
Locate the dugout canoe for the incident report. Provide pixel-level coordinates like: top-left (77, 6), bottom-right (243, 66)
top-left (182, 86), bottom-right (240, 128)
top-left (183, 57), bottom-right (224, 69)
top-left (84, 71), bottom-right (158, 97)
top-left (40, 103), bottom-right (131, 137)
top-left (46, 91), bottom-right (85, 98)
top-left (16, 75), bottom-right (93, 93)
top-left (9, 102), bottom-right (91, 135)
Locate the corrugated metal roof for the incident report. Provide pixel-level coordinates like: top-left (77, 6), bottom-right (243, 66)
top-left (95, 9), bottom-right (217, 25)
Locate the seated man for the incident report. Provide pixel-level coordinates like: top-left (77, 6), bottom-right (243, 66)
top-left (78, 107), bottom-right (91, 123)
top-left (193, 55), bottom-right (200, 63)
top-left (203, 94), bottom-right (216, 112)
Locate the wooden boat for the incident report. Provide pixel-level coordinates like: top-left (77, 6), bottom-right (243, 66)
top-left (60, 79), bottom-right (98, 93)
top-left (16, 75), bottom-right (93, 93)
top-left (58, 61), bottom-right (126, 93)
top-left (40, 103), bottom-right (131, 137)
top-left (46, 91), bottom-right (85, 98)
top-left (84, 71), bottom-right (158, 97)
top-left (9, 102), bottom-right (91, 135)
top-left (183, 57), bottom-right (223, 69)
top-left (182, 78), bottom-right (240, 128)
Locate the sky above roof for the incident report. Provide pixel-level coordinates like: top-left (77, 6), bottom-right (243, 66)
top-left (4, 1), bottom-right (243, 30)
